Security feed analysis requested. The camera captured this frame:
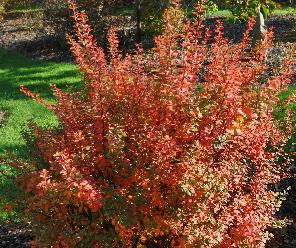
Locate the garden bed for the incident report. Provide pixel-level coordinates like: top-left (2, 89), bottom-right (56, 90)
top-left (1, 13), bottom-right (296, 62)
top-left (266, 177), bottom-right (296, 248)
top-left (0, 222), bottom-right (34, 248)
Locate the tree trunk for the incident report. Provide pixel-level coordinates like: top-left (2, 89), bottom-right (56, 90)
top-left (251, 5), bottom-right (266, 48)
top-left (135, 0), bottom-right (142, 43)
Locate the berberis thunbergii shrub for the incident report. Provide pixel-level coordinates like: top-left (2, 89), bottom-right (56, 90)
top-left (18, 0), bottom-right (296, 247)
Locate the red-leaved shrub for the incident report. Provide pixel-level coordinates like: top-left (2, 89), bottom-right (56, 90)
top-left (18, 0), bottom-right (296, 247)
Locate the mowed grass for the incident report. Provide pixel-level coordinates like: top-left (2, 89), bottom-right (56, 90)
top-left (279, 85), bottom-right (296, 157)
top-left (0, 48), bottom-right (81, 221)
top-left (272, 6), bottom-right (296, 16)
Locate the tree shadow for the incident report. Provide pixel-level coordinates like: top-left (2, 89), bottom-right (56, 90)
top-left (4, 35), bottom-right (74, 63)
top-left (0, 48), bottom-right (82, 226)
top-left (0, 48), bottom-right (81, 160)
top-left (0, 48), bottom-right (81, 101)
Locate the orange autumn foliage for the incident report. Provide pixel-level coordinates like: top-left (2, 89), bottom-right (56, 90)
top-left (18, 0), bottom-right (296, 247)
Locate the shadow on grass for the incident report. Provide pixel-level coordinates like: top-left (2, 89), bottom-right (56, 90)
top-left (0, 48), bottom-right (80, 222)
top-left (0, 48), bottom-right (81, 159)
top-left (0, 48), bottom-right (81, 101)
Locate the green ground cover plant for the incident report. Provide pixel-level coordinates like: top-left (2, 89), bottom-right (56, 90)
top-left (0, 48), bottom-right (81, 221)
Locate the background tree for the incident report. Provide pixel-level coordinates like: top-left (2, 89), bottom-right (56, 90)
top-left (135, 0), bottom-right (218, 40)
top-left (226, 0), bottom-right (277, 21)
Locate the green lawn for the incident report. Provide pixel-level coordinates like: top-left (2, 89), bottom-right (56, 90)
top-left (0, 48), bottom-right (81, 221)
top-left (272, 6), bottom-right (296, 16)
top-left (279, 85), bottom-right (296, 159)
top-left (5, 2), bottom-right (43, 14)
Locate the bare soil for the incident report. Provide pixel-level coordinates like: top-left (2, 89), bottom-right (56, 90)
top-left (0, 222), bottom-right (34, 248)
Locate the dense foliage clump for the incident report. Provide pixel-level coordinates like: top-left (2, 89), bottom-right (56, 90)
top-left (18, 0), bottom-right (296, 247)
top-left (226, 0), bottom-right (277, 21)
